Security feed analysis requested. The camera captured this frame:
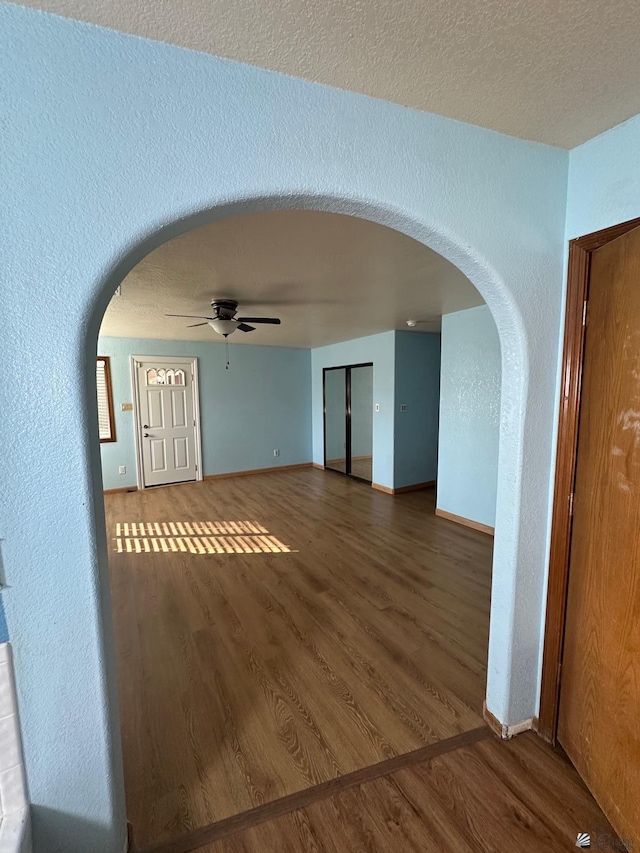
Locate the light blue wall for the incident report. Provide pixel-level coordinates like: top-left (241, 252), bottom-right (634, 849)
top-left (437, 306), bottom-right (501, 528)
top-left (0, 5), bottom-right (570, 850)
top-left (394, 332), bottom-right (441, 489)
top-left (314, 332), bottom-right (440, 488)
top-left (99, 337), bottom-right (312, 490)
top-left (311, 333), bottom-right (395, 488)
top-left (566, 114), bottom-right (640, 240)
top-left (0, 598), bottom-right (8, 644)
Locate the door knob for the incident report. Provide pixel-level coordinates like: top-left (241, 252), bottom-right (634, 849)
top-left (143, 433), bottom-right (150, 438)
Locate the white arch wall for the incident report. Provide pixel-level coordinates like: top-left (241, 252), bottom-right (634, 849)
top-left (0, 5), bottom-right (568, 851)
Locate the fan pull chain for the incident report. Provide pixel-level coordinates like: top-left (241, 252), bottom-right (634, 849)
top-left (225, 337), bottom-right (230, 370)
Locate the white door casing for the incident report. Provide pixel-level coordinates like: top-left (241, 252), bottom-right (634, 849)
top-left (131, 356), bottom-right (203, 488)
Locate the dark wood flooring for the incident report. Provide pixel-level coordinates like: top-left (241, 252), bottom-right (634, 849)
top-left (193, 732), bottom-right (619, 853)
top-left (106, 470), bottom-right (493, 850)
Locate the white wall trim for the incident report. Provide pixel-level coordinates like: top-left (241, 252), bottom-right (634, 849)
top-left (130, 355), bottom-right (203, 490)
top-left (0, 644), bottom-right (31, 853)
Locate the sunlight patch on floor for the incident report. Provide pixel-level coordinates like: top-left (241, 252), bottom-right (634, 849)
top-left (113, 521), bottom-right (295, 554)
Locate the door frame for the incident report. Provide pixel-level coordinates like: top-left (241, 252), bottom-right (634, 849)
top-left (322, 362), bottom-right (373, 484)
top-left (130, 354), bottom-right (204, 490)
top-left (538, 215), bottom-right (640, 743)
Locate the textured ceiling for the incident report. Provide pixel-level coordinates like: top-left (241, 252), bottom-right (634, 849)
top-left (100, 211), bottom-right (483, 348)
top-left (12, 0), bottom-right (640, 147)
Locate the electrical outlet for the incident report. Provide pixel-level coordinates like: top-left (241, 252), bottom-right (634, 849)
top-left (400, 403), bottom-right (408, 412)
top-left (375, 403), bottom-right (380, 412)
top-left (273, 449), bottom-right (280, 457)
top-left (118, 466), bottom-right (126, 475)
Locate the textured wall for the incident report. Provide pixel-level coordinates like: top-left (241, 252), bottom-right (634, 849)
top-left (0, 5), bottom-right (569, 851)
top-left (393, 332), bottom-right (441, 489)
top-left (311, 333), bottom-right (396, 488)
top-left (566, 114), bottom-right (640, 240)
top-left (437, 307), bottom-right (501, 528)
top-left (98, 337), bottom-right (312, 490)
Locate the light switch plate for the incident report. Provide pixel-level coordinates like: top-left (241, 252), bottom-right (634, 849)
top-left (121, 402), bottom-right (133, 411)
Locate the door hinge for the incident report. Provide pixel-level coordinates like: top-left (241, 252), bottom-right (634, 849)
top-left (568, 492), bottom-right (574, 516)
top-left (582, 299), bottom-right (588, 326)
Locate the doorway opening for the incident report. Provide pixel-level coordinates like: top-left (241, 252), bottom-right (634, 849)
top-left (323, 363), bottom-right (373, 483)
top-left (94, 207), bottom-right (501, 851)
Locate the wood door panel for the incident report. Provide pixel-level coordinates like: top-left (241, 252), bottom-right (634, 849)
top-left (558, 225), bottom-right (640, 845)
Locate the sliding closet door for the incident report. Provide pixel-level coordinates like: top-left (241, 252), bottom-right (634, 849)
top-left (349, 365), bottom-right (373, 482)
top-left (324, 368), bottom-right (347, 473)
top-left (323, 363), bottom-right (373, 483)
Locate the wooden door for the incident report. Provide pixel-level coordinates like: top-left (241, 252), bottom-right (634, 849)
top-left (558, 225), bottom-right (640, 845)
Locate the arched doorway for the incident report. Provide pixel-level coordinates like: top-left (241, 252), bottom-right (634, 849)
top-left (3, 40), bottom-right (564, 846)
top-left (78, 189), bottom-right (530, 847)
top-left (95, 208), bottom-right (501, 848)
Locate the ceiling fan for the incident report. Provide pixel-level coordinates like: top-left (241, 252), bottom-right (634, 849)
top-left (166, 299), bottom-right (281, 338)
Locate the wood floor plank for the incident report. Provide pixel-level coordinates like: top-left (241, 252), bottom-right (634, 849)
top-left (187, 734), bottom-right (619, 853)
top-left (141, 729), bottom-right (491, 853)
top-left (105, 470), bottom-right (493, 849)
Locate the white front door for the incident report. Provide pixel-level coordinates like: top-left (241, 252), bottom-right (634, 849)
top-left (133, 357), bottom-right (200, 487)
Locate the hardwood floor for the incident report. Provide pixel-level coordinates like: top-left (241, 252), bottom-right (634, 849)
top-left (191, 733), bottom-right (619, 853)
top-left (106, 469), bottom-right (493, 851)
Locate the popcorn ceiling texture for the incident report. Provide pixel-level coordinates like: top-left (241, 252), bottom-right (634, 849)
top-left (0, 4), bottom-right (571, 851)
top-left (6, 0), bottom-right (640, 147)
top-left (102, 211), bottom-right (481, 346)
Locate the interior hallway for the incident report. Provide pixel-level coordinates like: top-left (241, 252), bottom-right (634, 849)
top-left (106, 469), bottom-right (493, 850)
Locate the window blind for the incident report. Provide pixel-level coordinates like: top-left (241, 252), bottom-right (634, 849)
top-left (97, 358), bottom-right (114, 441)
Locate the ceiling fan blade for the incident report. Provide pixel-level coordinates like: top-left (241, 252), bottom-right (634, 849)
top-left (237, 317), bottom-right (281, 324)
top-left (237, 323), bottom-right (256, 333)
top-left (165, 313), bottom-right (214, 320)
top-left (187, 322), bottom-right (209, 327)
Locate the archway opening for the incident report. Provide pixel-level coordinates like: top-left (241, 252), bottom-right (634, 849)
top-left (89, 203), bottom-right (510, 851)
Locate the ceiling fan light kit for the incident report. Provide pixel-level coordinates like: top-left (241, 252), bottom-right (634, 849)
top-left (166, 299), bottom-right (282, 369)
top-left (208, 318), bottom-right (238, 336)
top-left (166, 298), bottom-right (281, 338)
